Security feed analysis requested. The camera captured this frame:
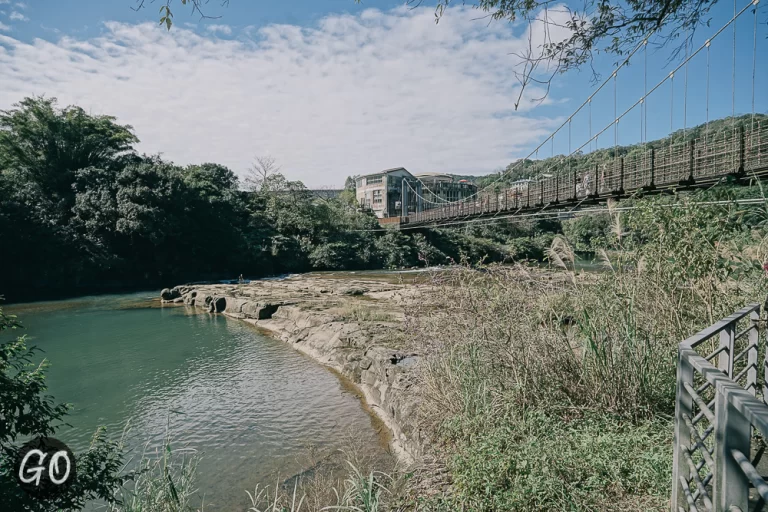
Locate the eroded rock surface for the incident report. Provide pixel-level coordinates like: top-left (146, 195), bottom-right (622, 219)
top-left (160, 274), bottom-right (425, 463)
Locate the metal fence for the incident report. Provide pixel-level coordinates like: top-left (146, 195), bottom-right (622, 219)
top-left (672, 303), bottom-right (768, 511)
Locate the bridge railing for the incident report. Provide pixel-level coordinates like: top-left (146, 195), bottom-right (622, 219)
top-left (405, 120), bottom-right (768, 226)
top-left (672, 303), bottom-right (768, 512)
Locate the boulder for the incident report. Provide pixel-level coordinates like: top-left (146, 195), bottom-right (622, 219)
top-left (194, 293), bottom-right (212, 307)
top-left (160, 288), bottom-right (173, 301)
top-left (224, 297), bottom-right (250, 315)
top-left (183, 290), bottom-right (197, 305)
top-left (340, 287), bottom-right (368, 296)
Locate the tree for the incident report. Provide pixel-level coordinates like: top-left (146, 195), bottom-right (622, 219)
top-left (245, 155), bottom-right (281, 192)
top-left (0, 305), bottom-right (126, 510)
top-left (0, 97), bottom-right (137, 211)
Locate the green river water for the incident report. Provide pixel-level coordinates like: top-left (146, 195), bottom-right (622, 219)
top-left (5, 290), bottom-right (387, 511)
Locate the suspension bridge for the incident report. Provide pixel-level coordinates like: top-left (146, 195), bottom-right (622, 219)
top-left (380, 0), bottom-right (766, 231)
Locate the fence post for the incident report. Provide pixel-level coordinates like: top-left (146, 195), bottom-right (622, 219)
top-left (672, 350), bottom-right (694, 511)
top-left (713, 385), bottom-right (751, 511)
top-left (688, 139), bottom-right (695, 182)
top-left (739, 123), bottom-right (746, 173)
top-left (572, 166), bottom-right (577, 199)
top-left (650, 148), bottom-right (655, 187)
top-left (619, 156), bottom-right (625, 193)
top-left (749, 310), bottom-right (759, 396)
top-left (718, 324), bottom-right (735, 378)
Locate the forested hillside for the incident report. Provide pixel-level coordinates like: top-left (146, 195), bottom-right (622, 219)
top-left (477, 114), bottom-right (768, 189)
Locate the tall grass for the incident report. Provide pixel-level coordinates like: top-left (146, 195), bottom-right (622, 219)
top-left (108, 427), bottom-right (201, 512)
top-left (403, 191), bottom-right (768, 510)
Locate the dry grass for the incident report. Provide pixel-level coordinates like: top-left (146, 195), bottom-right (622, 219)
top-left (398, 195), bottom-right (768, 510)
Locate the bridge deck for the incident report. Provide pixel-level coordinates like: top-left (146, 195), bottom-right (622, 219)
top-left (391, 122), bottom-right (768, 228)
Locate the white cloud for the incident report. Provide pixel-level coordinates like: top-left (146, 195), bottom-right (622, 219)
top-left (0, 21), bottom-right (8, 31)
top-left (205, 24), bottom-right (232, 35)
top-left (14, 2), bottom-right (26, 9)
top-left (8, 10), bottom-right (27, 21)
top-left (0, 6), bottom-right (571, 187)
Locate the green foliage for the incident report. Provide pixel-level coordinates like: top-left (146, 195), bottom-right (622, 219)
top-left (374, 231), bottom-right (416, 269)
top-left (3, 96), bottom-right (536, 300)
top-left (108, 430), bottom-right (201, 512)
top-left (561, 213), bottom-right (611, 252)
top-left (423, 411), bottom-right (671, 512)
top-left (0, 304), bottom-right (127, 510)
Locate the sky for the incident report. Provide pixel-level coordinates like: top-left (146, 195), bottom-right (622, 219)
top-left (0, 1), bottom-right (766, 187)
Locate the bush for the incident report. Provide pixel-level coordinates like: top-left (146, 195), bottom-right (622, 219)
top-left (0, 305), bottom-right (127, 511)
top-left (562, 214), bottom-right (611, 252)
top-left (424, 411), bottom-right (671, 512)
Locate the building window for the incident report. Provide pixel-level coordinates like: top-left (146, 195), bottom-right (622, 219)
top-left (356, 178), bottom-right (365, 188)
top-left (367, 176), bottom-right (383, 185)
top-left (372, 189), bottom-right (383, 205)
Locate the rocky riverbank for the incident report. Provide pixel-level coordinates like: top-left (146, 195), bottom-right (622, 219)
top-left (160, 273), bottom-right (426, 464)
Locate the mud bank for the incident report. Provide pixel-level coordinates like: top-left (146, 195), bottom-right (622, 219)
top-left (160, 274), bottom-right (425, 464)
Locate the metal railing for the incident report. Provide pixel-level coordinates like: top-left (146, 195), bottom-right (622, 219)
top-left (405, 120), bottom-right (768, 226)
top-left (672, 303), bottom-right (768, 512)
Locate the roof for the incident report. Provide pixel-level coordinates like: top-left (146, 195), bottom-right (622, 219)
top-left (415, 172), bottom-right (451, 177)
top-left (359, 167), bottom-right (413, 179)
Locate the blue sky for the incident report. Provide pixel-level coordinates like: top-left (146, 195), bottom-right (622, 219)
top-left (0, 0), bottom-right (766, 186)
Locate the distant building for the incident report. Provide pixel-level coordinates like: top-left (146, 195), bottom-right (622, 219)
top-left (415, 172), bottom-right (477, 204)
top-left (355, 168), bottom-right (478, 218)
top-left (355, 167), bottom-right (417, 218)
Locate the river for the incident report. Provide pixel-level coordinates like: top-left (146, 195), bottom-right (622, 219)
top-left (5, 290), bottom-right (388, 510)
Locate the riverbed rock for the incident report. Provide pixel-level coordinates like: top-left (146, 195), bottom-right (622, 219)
top-left (340, 287), bottom-right (368, 296)
top-left (241, 301), bottom-right (280, 320)
top-left (161, 274), bottom-right (425, 465)
top-left (211, 296), bottom-right (226, 313)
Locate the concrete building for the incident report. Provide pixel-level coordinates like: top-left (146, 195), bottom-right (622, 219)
top-left (355, 168), bottom-right (479, 219)
top-left (415, 172), bottom-right (477, 204)
top-left (355, 167), bottom-right (419, 218)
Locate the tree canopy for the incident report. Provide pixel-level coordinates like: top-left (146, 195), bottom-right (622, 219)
top-left (0, 96), bottom-right (528, 301)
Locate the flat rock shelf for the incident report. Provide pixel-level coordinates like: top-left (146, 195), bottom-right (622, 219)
top-left (161, 274), bottom-right (426, 464)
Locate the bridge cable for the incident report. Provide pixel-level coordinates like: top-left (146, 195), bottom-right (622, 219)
top-left (589, 98), bottom-right (593, 152)
top-left (733, 0), bottom-right (737, 133)
top-left (564, 116), bottom-right (568, 179)
top-left (751, 0), bottom-right (758, 132)
top-left (684, 33), bottom-right (689, 138)
top-left (642, 39), bottom-right (647, 145)
top-left (399, 0), bottom-right (756, 213)
top-left (670, 71), bottom-right (674, 154)
top-left (614, 71), bottom-right (618, 159)
top-left (398, 21), bottom-right (668, 209)
top-left (353, 198), bottom-right (768, 232)
top-left (706, 40), bottom-right (711, 140)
